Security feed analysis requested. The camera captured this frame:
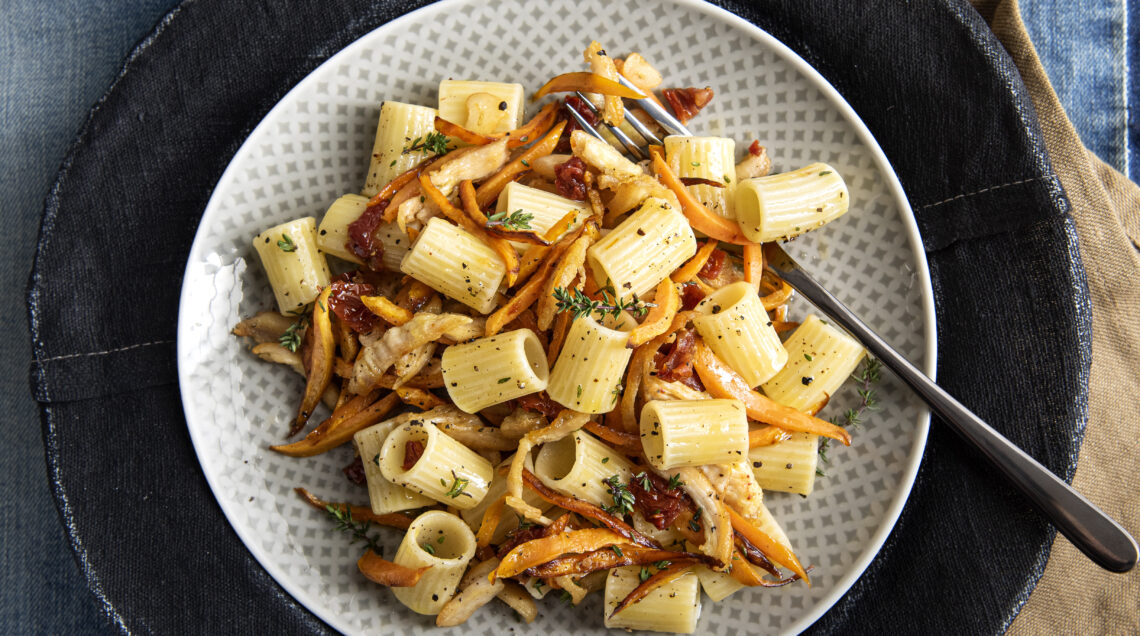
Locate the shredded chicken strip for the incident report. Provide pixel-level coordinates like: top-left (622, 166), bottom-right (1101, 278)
top-left (349, 312), bottom-right (473, 394)
top-left (499, 408), bottom-right (548, 440)
top-left (698, 461), bottom-right (765, 522)
top-left (506, 410), bottom-right (590, 522)
top-left (670, 466), bottom-right (733, 570)
top-left (392, 342), bottom-right (436, 389)
top-left (641, 370), bottom-right (710, 402)
top-left (584, 41), bottom-right (623, 126)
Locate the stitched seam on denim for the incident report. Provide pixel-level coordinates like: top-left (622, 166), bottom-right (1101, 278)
top-left (917, 177), bottom-right (1041, 209)
top-left (1124, 0), bottom-right (1132, 179)
top-left (33, 339), bottom-right (175, 365)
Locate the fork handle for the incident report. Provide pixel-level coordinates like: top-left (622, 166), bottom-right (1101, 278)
top-left (768, 251), bottom-right (1138, 573)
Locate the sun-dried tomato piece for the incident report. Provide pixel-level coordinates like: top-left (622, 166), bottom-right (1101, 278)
top-left (697, 248), bottom-right (727, 280)
top-left (554, 157), bottom-right (589, 201)
top-left (327, 275), bottom-right (379, 333)
top-left (555, 96), bottom-right (599, 153)
top-left (402, 440), bottom-right (425, 471)
top-left (748, 140), bottom-right (763, 157)
top-left (679, 283), bottom-right (706, 311)
top-left (343, 456), bottom-right (367, 485)
top-left (662, 87), bottom-right (714, 124)
top-left (657, 329), bottom-right (705, 392)
top-left (629, 470), bottom-right (696, 530)
top-left (347, 202), bottom-right (387, 270)
top-left (515, 392), bottom-right (564, 420)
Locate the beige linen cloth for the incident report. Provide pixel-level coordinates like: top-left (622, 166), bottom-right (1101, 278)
top-left (967, 1), bottom-right (1140, 633)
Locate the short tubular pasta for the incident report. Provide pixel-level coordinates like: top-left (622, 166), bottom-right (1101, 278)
top-left (316, 194), bottom-right (368, 263)
top-left (640, 399), bottom-right (748, 470)
top-left (364, 101), bottom-right (438, 197)
top-left (400, 217), bottom-right (506, 314)
top-left (374, 221), bottom-right (413, 271)
top-left (438, 80), bottom-right (525, 134)
top-left (761, 314), bottom-right (865, 410)
top-left (735, 162), bottom-right (849, 242)
top-left (694, 563), bottom-right (745, 602)
top-left (495, 181), bottom-right (586, 248)
top-left (391, 510), bottom-right (477, 615)
top-left (603, 566), bottom-right (701, 633)
top-left (586, 197), bottom-right (696, 299)
top-left (441, 329), bottom-right (550, 413)
top-left (354, 420), bottom-right (435, 514)
top-left (379, 419), bottom-right (494, 509)
top-left (749, 432), bottom-right (820, 495)
top-left (664, 135), bottom-right (736, 219)
top-left (693, 281), bottom-right (788, 387)
top-left (546, 314), bottom-right (633, 414)
top-left (252, 217), bottom-right (331, 314)
top-left (533, 430), bottom-right (634, 507)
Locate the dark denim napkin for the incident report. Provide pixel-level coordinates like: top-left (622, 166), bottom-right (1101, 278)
top-left (27, 0), bottom-right (1090, 633)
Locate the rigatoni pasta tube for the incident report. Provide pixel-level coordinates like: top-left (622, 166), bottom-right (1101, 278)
top-left (391, 510), bottom-right (476, 615)
top-left (252, 217), bottom-right (331, 314)
top-left (735, 162), bottom-right (849, 242)
top-left (693, 281), bottom-right (788, 387)
top-left (664, 135), bottom-right (736, 219)
top-left (400, 217), bottom-right (505, 314)
top-left (460, 456), bottom-right (550, 544)
top-left (761, 314), bottom-right (865, 410)
top-left (438, 80), bottom-right (525, 134)
top-left (441, 329), bottom-right (550, 413)
top-left (640, 399), bottom-right (748, 470)
top-left (603, 566), bottom-right (701, 633)
top-left (546, 314), bottom-right (633, 414)
top-left (495, 181), bottom-right (586, 248)
top-left (749, 432), bottom-right (819, 495)
top-left (353, 420), bottom-right (435, 514)
top-left (316, 194), bottom-right (367, 264)
top-left (379, 419), bottom-right (493, 510)
top-left (695, 564), bottom-right (745, 602)
top-left (533, 430), bottom-right (634, 508)
top-left (587, 197), bottom-right (696, 299)
top-left (363, 101), bottom-right (437, 197)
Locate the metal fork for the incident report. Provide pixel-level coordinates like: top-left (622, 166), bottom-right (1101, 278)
top-left (563, 76), bottom-right (1138, 573)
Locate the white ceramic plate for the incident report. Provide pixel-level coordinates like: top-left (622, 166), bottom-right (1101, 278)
top-left (177, 0), bottom-right (936, 633)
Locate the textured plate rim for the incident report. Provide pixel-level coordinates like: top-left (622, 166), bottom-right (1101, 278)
top-left (175, 0), bottom-right (937, 633)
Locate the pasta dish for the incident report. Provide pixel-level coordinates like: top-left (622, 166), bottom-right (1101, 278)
top-left (232, 40), bottom-right (871, 632)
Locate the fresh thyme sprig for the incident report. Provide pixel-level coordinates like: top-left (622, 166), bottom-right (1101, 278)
top-left (818, 357), bottom-right (882, 473)
top-left (325, 504), bottom-right (385, 554)
top-left (442, 471), bottom-right (471, 499)
top-left (486, 209), bottom-right (534, 231)
top-left (602, 475), bottom-right (635, 517)
top-left (402, 131), bottom-right (451, 156)
top-left (277, 233), bottom-right (296, 252)
top-left (278, 309), bottom-right (311, 353)
top-left (552, 286), bottom-right (655, 322)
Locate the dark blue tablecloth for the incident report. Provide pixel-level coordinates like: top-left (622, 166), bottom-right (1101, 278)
top-left (11, 0), bottom-right (1121, 633)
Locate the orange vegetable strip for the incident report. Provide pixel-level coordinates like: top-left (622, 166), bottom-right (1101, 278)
top-left (726, 548), bottom-right (767, 586)
top-left (395, 386), bottom-right (447, 410)
top-left (760, 277), bottom-right (794, 310)
top-left (514, 209), bottom-right (580, 285)
top-left (271, 392), bottom-right (400, 457)
top-left (652, 153), bottom-right (751, 245)
top-left (743, 243), bottom-right (764, 294)
top-left (748, 425), bottom-right (793, 448)
top-left (433, 102), bottom-right (559, 149)
top-left (420, 174), bottom-right (520, 285)
top-left (475, 120), bottom-right (567, 208)
top-left (532, 72), bottom-right (646, 101)
top-left (434, 116), bottom-right (494, 145)
top-left (360, 295), bottom-right (413, 326)
top-left (521, 469), bottom-right (660, 548)
top-left (494, 528), bottom-right (626, 580)
top-left (670, 239), bottom-right (719, 283)
top-left (459, 179), bottom-right (522, 285)
top-left (475, 495), bottom-right (507, 548)
top-left (358, 550), bottom-right (431, 587)
top-left (529, 546), bottom-right (713, 578)
top-left (692, 339), bottom-right (852, 445)
top-left (363, 164), bottom-right (421, 214)
top-left (583, 420), bottom-right (641, 454)
top-left (727, 506), bottom-right (810, 585)
top-left (609, 562), bottom-right (693, 617)
top-left (627, 278), bottom-right (680, 348)
top-left (546, 310), bottom-right (572, 362)
top-left (293, 286), bottom-right (335, 435)
top-left (486, 223), bottom-right (588, 336)
top-left (294, 487), bottom-right (413, 529)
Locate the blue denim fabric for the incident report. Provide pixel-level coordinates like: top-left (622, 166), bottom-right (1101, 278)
top-left (1, 1), bottom-right (179, 634)
top-left (1020, 0), bottom-right (1138, 181)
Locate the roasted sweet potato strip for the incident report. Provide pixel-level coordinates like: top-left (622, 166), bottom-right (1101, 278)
top-left (610, 562), bottom-right (693, 617)
top-left (652, 152), bottom-right (750, 245)
top-left (727, 548), bottom-right (766, 586)
top-left (358, 550), bottom-right (431, 587)
top-left (293, 287), bottom-right (335, 435)
top-left (494, 528), bottom-right (626, 580)
top-left (620, 310), bottom-right (696, 432)
top-left (693, 339), bottom-right (852, 445)
top-left (521, 469), bottom-right (660, 548)
top-left (529, 546), bottom-right (714, 578)
top-left (434, 102), bottom-right (559, 150)
top-left (545, 310), bottom-right (572, 362)
top-left (271, 392), bottom-right (400, 457)
top-left (476, 495), bottom-right (508, 548)
top-left (514, 209), bottom-right (580, 285)
top-left (727, 506), bottom-right (809, 584)
top-left (395, 386), bottom-right (447, 410)
top-left (748, 425), bottom-right (793, 448)
top-left (536, 233), bottom-right (591, 329)
top-left (475, 121), bottom-right (567, 208)
top-left (360, 295), bottom-right (413, 326)
top-left (760, 276), bottom-right (794, 310)
top-left (486, 222), bottom-right (589, 336)
top-left (627, 278), bottom-right (680, 347)
top-left (434, 116), bottom-right (494, 145)
top-left (364, 164), bottom-right (421, 216)
top-left (294, 487), bottom-right (413, 529)
top-left (532, 72), bottom-right (646, 101)
top-left (670, 239), bottom-right (718, 283)
top-left (743, 243), bottom-right (764, 294)
top-left (582, 420), bottom-right (640, 455)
